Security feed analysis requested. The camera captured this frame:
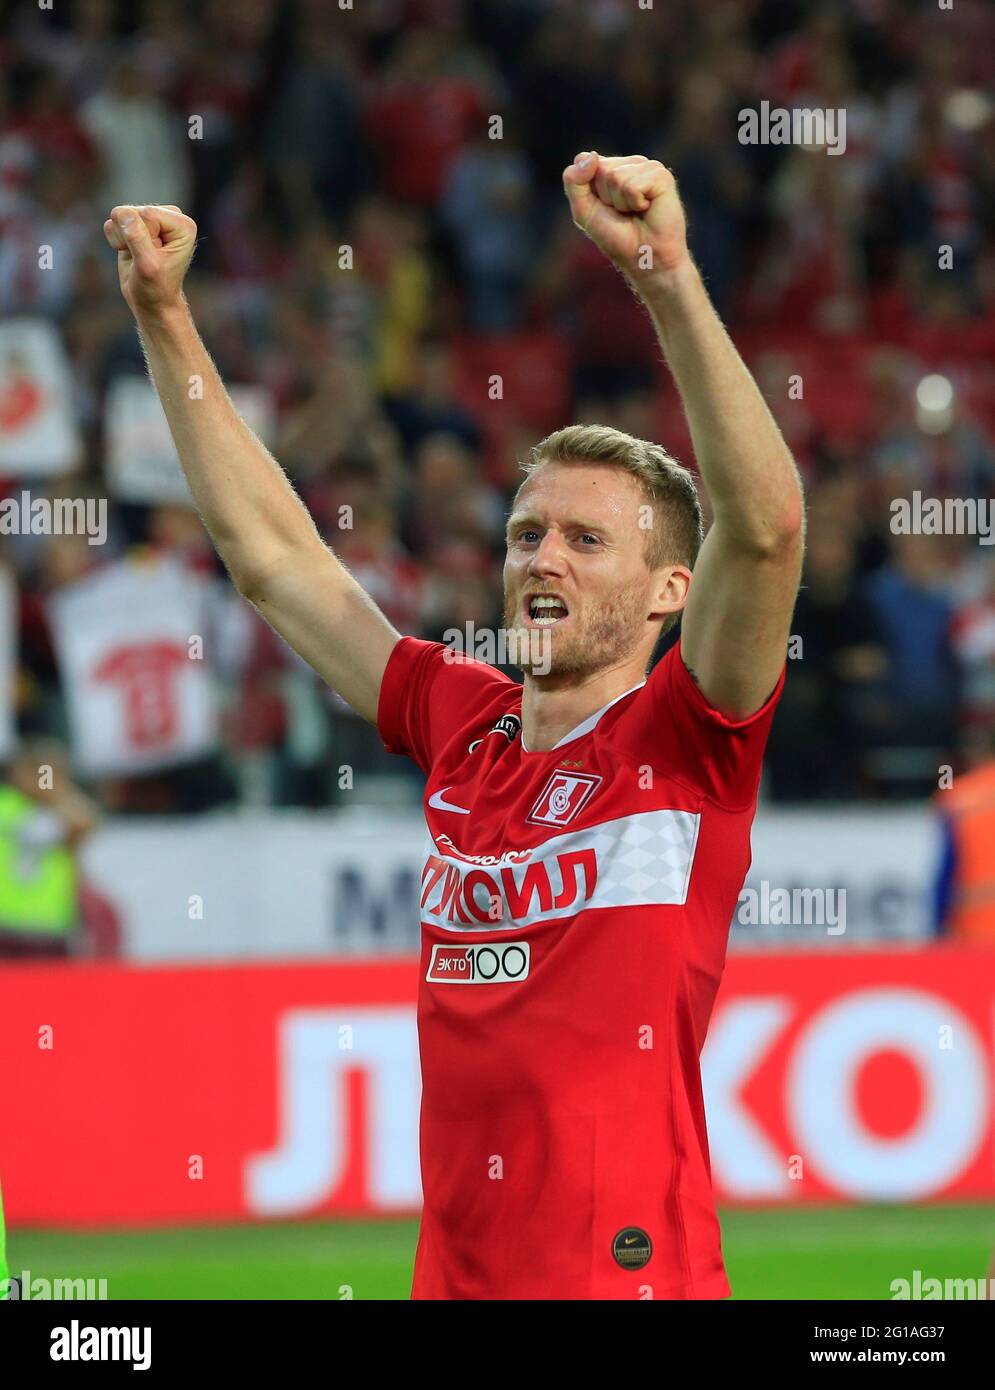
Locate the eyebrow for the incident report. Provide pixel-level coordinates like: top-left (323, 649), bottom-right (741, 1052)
top-left (505, 514), bottom-right (611, 537)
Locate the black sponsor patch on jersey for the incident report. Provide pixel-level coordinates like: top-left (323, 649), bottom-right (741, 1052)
top-left (468, 713), bottom-right (522, 753)
top-left (612, 1227), bottom-right (653, 1270)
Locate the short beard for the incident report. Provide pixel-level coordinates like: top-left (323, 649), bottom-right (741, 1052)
top-left (503, 577), bottom-right (650, 680)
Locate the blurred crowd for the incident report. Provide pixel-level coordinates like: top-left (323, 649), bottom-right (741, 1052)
top-left (1, 0), bottom-right (994, 811)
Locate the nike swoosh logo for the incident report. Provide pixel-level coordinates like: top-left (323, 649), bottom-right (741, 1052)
top-left (624, 1236), bottom-right (640, 1245)
top-left (428, 787), bottom-right (470, 814)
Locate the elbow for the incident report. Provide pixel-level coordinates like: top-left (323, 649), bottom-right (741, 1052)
top-left (768, 504), bottom-right (806, 556)
top-left (764, 476), bottom-right (806, 548)
top-left (734, 510), bottom-right (805, 561)
top-left (756, 481), bottom-right (806, 556)
top-left (715, 471), bottom-right (805, 559)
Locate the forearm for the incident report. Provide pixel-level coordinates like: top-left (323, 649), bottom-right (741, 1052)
top-left (637, 260), bottom-right (803, 550)
top-left (135, 297), bottom-right (326, 592)
top-left (49, 787), bottom-right (101, 846)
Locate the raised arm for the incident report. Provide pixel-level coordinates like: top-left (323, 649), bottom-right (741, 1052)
top-left (104, 204), bottom-right (400, 723)
top-left (563, 154), bottom-right (804, 719)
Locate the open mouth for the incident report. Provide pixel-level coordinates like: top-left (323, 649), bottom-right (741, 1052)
top-left (524, 593), bottom-right (570, 627)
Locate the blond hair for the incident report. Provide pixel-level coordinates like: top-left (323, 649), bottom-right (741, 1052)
top-left (519, 423), bottom-right (704, 571)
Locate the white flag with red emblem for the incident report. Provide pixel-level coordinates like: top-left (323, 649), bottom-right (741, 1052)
top-left (48, 554), bottom-right (219, 775)
top-left (105, 376), bottom-right (276, 506)
top-left (0, 319), bottom-right (81, 475)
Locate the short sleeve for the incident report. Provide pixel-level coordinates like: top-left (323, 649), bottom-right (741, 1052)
top-left (377, 636), bottom-right (517, 775)
top-left (618, 641), bottom-right (786, 809)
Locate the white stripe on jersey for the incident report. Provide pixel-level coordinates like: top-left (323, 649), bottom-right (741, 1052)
top-left (420, 808), bottom-right (702, 933)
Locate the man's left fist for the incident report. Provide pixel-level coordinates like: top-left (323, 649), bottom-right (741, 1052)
top-left (562, 152), bottom-right (689, 278)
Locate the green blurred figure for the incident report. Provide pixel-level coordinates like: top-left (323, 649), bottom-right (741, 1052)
top-left (0, 738), bottom-right (100, 959)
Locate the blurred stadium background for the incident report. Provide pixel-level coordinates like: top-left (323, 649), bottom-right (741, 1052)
top-left (1, 0), bottom-right (994, 1299)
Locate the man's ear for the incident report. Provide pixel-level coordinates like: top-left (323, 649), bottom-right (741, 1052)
top-left (648, 564), bottom-right (691, 621)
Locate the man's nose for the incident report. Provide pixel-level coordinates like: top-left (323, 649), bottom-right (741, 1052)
top-left (528, 531), bottom-right (568, 574)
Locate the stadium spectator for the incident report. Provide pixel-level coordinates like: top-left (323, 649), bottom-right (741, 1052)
top-left (766, 523), bottom-right (887, 799)
top-left (440, 123), bottom-right (536, 331)
top-left (383, 341), bottom-right (482, 454)
top-left (665, 72), bottom-right (753, 318)
top-left (0, 736), bottom-right (101, 959)
top-left (0, 160), bottom-right (91, 318)
top-left (79, 56), bottom-right (190, 212)
top-left (933, 731), bottom-right (995, 944)
top-left (364, 29), bottom-right (491, 209)
top-left (865, 532), bottom-right (961, 793)
top-left (263, 17), bottom-right (368, 231)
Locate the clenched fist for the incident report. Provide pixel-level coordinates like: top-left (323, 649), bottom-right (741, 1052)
top-left (562, 152), bottom-right (689, 279)
top-left (103, 204), bottom-right (198, 318)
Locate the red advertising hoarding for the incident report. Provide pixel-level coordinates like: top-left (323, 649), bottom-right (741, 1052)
top-left (0, 949), bottom-right (991, 1226)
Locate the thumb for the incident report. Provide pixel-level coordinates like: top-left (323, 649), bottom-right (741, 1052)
top-left (562, 151), bottom-right (600, 230)
top-left (112, 205), bottom-right (158, 277)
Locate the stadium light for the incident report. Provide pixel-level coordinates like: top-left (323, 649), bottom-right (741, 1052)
top-left (915, 373), bottom-right (954, 435)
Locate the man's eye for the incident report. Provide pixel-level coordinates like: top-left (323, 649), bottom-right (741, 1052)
top-left (579, 534), bottom-right (600, 545)
top-left (518, 531), bottom-right (540, 543)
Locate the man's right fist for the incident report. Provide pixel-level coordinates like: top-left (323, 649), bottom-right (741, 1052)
top-left (103, 204), bottom-right (197, 317)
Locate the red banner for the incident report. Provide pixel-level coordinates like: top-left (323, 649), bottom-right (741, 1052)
top-left (0, 949), bottom-right (992, 1227)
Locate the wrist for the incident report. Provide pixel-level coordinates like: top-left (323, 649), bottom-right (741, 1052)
top-left (133, 294), bottom-right (192, 343)
top-left (625, 253), bottom-right (701, 308)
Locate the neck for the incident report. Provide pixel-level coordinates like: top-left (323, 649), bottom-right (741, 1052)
top-left (520, 654), bottom-right (649, 751)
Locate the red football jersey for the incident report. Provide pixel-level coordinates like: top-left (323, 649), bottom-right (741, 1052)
top-left (378, 635), bottom-right (785, 1300)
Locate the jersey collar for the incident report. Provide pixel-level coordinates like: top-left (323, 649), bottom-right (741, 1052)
top-left (519, 680), bottom-right (647, 754)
